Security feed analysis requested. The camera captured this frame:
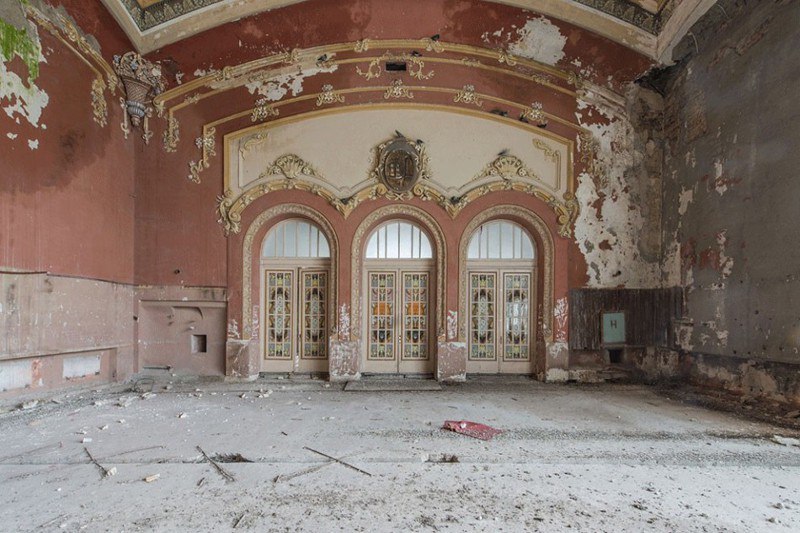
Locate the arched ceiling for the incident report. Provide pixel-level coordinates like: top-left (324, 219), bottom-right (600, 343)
top-left (101, 0), bottom-right (716, 62)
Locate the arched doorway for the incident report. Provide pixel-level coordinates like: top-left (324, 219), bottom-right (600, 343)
top-left (362, 220), bottom-right (435, 374)
top-left (466, 220), bottom-right (537, 374)
top-left (260, 218), bottom-right (331, 373)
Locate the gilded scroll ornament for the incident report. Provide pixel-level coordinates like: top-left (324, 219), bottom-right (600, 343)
top-left (421, 37), bottom-right (444, 53)
top-left (316, 85), bottom-right (345, 107)
top-left (567, 71), bottom-right (584, 89)
top-left (384, 79), bottom-right (414, 100)
top-left (498, 51), bottom-right (518, 67)
top-left (356, 52), bottom-right (434, 82)
top-left (91, 77), bottom-right (108, 127)
top-left (473, 155), bottom-right (539, 182)
top-left (240, 132), bottom-right (268, 159)
top-left (521, 102), bottom-right (548, 127)
top-left (453, 84), bottom-right (483, 107)
top-left (163, 115), bottom-right (180, 152)
top-left (354, 39), bottom-right (370, 53)
top-left (251, 97), bottom-right (280, 122)
top-left (261, 154), bottom-right (323, 181)
top-left (188, 127), bottom-right (216, 183)
top-left (532, 138), bottom-right (558, 162)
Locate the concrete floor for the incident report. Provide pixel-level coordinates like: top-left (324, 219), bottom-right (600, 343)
top-left (1, 378), bottom-right (799, 532)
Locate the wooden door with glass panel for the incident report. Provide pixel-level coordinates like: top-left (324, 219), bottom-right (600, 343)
top-left (263, 269), bottom-right (329, 373)
top-left (261, 219), bottom-right (331, 373)
top-left (363, 221), bottom-right (435, 374)
top-left (466, 220), bottom-right (536, 374)
top-left (366, 269), bottom-right (433, 373)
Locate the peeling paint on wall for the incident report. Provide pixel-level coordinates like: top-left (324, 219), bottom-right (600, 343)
top-left (446, 310), bottom-right (457, 341)
top-left (573, 85), bottom-right (664, 288)
top-left (0, 1), bottom-right (50, 131)
top-left (244, 63), bottom-right (338, 101)
top-left (0, 40), bottom-right (48, 129)
top-left (507, 17), bottom-right (567, 66)
top-left (338, 303), bottom-right (350, 340)
top-left (553, 297), bottom-right (568, 343)
top-left (227, 318), bottom-right (240, 339)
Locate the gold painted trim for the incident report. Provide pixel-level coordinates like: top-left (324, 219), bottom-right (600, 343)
top-left (242, 204), bottom-right (339, 344)
top-left (189, 126), bottom-right (216, 183)
top-left (350, 206), bottom-right (447, 345)
top-left (458, 205), bottom-right (555, 345)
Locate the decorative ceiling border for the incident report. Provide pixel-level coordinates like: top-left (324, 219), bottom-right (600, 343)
top-left (120, 0), bottom-right (674, 35)
top-left (102, 0), bottom-right (663, 58)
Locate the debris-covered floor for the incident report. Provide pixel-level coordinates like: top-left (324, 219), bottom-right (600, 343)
top-left (1, 378), bottom-right (799, 532)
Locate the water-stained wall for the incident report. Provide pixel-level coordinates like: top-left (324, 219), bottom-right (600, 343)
top-left (0, 0), bottom-right (136, 395)
top-left (662, 0), bottom-right (800, 405)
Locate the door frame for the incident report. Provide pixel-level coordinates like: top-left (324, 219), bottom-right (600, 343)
top-left (466, 260), bottom-right (537, 374)
top-left (362, 260), bottom-right (435, 374)
top-left (260, 257), bottom-right (330, 373)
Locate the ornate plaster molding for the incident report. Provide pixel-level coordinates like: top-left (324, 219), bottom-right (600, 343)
top-left (241, 204), bottom-right (339, 343)
top-left (472, 154), bottom-right (540, 182)
top-left (316, 85), bottom-right (345, 107)
top-left (457, 205), bottom-right (555, 345)
top-left (453, 85), bottom-right (483, 107)
top-left (189, 126), bottom-right (216, 183)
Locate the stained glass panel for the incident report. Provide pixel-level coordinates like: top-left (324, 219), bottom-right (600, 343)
top-left (266, 271), bottom-right (292, 359)
top-left (302, 271), bottom-right (327, 359)
top-left (402, 273), bottom-right (428, 360)
top-left (469, 273), bottom-right (496, 360)
top-left (503, 273), bottom-right (530, 361)
top-left (368, 273), bottom-right (395, 360)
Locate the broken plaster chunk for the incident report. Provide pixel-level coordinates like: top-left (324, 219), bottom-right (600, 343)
top-left (81, 437), bottom-right (92, 444)
top-left (141, 392), bottom-right (156, 400)
top-left (143, 474), bottom-right (160, 483)
top-left (177, 413), bottom-right (187, 419)
top-left (20, 400), bottom-right (39, 410)
top-left (772, 435), bottom-right (800, 447)
top-left (99, 425), bottom-right (109, 431)
top-left (105, 467), bottom-right (117, 477)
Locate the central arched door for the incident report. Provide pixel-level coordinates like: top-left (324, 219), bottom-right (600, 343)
top-left (260, 219), bottom-right (331, 373)
top-left (362, 221), bottom-right (434, 374)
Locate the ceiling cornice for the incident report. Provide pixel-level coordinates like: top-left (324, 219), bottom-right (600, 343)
top-left (99, 0), bottom-right (714, 62)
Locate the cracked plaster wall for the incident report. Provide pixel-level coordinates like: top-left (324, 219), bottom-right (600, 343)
top-left (662, 0), bottom-right (800, 403)
top-left (0, 1), bottom-right (138, 395)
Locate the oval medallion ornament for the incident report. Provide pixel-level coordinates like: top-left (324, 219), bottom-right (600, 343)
top-left (374, 136), bottom-right (427, 194)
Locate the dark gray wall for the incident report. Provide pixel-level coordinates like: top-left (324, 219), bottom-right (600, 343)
top-left (661, 0), bottom-right (800, 401)
top-left (569, 288), bottom-right (682, 351)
